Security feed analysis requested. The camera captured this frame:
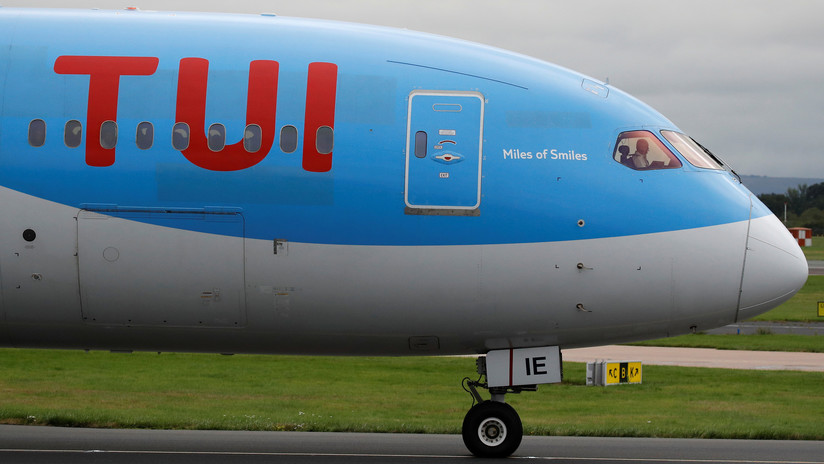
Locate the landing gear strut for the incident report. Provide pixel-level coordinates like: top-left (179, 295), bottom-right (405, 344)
top-left (461, 357), bottom-right (536, 458)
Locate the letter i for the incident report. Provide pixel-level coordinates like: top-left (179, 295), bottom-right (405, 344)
top-left (302, 62), bottom-right (338, 173)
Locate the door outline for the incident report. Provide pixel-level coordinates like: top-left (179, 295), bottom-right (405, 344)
top-left (77, 209), bottom-right (247, 328)
top-left (404, 90), bottom-right (484, 212)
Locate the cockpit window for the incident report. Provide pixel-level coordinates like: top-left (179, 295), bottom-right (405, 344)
top-left (661, 130), bottom-right (723, 170)
top-left (613, 131), bottom-right (681, 170)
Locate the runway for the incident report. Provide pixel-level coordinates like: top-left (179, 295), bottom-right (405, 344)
top-left (2, 425), bottom-right (824, 464)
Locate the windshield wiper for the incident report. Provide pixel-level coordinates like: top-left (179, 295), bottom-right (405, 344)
top-left (693, 138), bottom-right (741, 183)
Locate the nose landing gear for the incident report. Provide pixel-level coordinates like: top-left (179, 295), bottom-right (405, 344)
top-left (460, 347), bottom-right (561, 457)
top-left (461, 356), bottom-right (537, 458)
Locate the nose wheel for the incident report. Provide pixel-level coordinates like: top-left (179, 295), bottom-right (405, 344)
top-left (462, 400), bottom-right (523, 458)
top-left (461, 356), bottom-right (534, 458)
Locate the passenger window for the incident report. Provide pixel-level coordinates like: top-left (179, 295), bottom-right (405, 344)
top-left (613, 131), bottom-right (681, 170)
top-left (316, 126), bottom-right (334, 155)
top-left (414, 131), bottom-right (427, 158)
top-left (280, 125), bottom-right (298, 153)
top-left (100, 120), bottom-right (118, 149)
top-left (244, 124), bottom-right (262, 153)
top-left (208, 124), bottom-right (226, 152)
top-left (28, 119), bottom-right (46, 147)
top-left (661, 130), bottom-right (723, 170)
top-left (64, 120), bottom-right (82, 148)
top-left (172, 122), bottom-right (190, 150)
top-left (136, 122), bottom-right (154, 150)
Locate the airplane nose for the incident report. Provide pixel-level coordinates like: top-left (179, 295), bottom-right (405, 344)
top-left (738, 211), bottom-right (808, 321)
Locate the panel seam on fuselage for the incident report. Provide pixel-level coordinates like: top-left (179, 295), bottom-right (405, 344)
top-left (735, 193), bottom-right (754, 322)
top-left (387, 60), bottom-right (528, 90)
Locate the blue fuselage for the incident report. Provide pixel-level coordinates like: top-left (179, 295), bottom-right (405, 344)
top-left (0, 9), bottom-right (806, 356)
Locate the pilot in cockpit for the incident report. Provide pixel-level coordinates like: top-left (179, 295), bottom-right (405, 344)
top-left (613, 130), bottom-right (683, 171)
top-left (618, 145), bottom-right (632, 167)
top-left (632, 138), bottom-right (650, 169)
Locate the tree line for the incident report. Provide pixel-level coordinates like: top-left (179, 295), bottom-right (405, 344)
top-left (758, 182), bottom-right (824, 234)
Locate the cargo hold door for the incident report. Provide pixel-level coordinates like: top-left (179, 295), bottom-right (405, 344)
top-left (404, 91), bottom-right (484, 213)
top-left (77, 209), bottom-right (246, 328)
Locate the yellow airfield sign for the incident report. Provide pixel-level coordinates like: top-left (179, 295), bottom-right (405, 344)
top-left (819, 301), bottom-right (824, 317)
top-left (604, 361), bottom-right (642, 385)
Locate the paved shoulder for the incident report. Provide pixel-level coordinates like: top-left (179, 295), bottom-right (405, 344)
top-left (564, 345), bottom-right (824, 371)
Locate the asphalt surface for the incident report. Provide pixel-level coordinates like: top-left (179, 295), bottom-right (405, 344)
top-left (564, 345), bottom-right (824, 371)
top-left (2, 425), bottom-right (824, 464)
top-left (808, 260), bottom-right (824, 275)
top-left (706, 321), bottom-right (824, 335)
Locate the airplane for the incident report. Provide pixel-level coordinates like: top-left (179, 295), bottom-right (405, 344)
top-left (0, 7), bottom-right (808, 458)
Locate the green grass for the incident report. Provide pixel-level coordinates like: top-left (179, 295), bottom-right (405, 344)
top-left (0, 349), bottom-right (822, 439)
top-left (523, 363), bottom-right (824, 439)
top-left (802, 236), bottom-right (824, 261)
top-left (0, 350), bottom-right (467, 433)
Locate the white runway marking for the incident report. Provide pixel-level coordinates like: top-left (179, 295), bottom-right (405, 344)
top-left (3, 448), bottom-right (824, 464)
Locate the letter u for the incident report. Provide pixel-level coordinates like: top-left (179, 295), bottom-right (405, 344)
top-left (175, 58), bottom-right (278, 171)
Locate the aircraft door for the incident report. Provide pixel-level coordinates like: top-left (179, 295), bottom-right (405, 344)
top-left (404, 91), bottom-right (484, 212)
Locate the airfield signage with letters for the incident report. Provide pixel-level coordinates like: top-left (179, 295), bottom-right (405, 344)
top-left (604, 361), bottom-right (642, 385)
top-left (587, 360), bottom-right (643, 386)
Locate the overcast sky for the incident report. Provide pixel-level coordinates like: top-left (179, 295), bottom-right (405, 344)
top-left (3, 0), bottom-right (822, 178)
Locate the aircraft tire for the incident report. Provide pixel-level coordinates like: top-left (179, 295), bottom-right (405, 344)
top-left (462, 400), bottom-right (523, 458)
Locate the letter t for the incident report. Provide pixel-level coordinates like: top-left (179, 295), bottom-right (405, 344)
top-left (54, 56), bottom-right (159, 167)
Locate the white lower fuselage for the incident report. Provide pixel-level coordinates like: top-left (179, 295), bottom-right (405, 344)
top-left (0, 186), bottom-right (804, 355)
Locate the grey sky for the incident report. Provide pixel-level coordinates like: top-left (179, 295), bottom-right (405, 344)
top-left (3, 0), bottom-right (822, 178)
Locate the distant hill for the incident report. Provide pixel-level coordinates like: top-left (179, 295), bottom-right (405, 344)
top-left (740, 175), bottom-right (824, 195)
